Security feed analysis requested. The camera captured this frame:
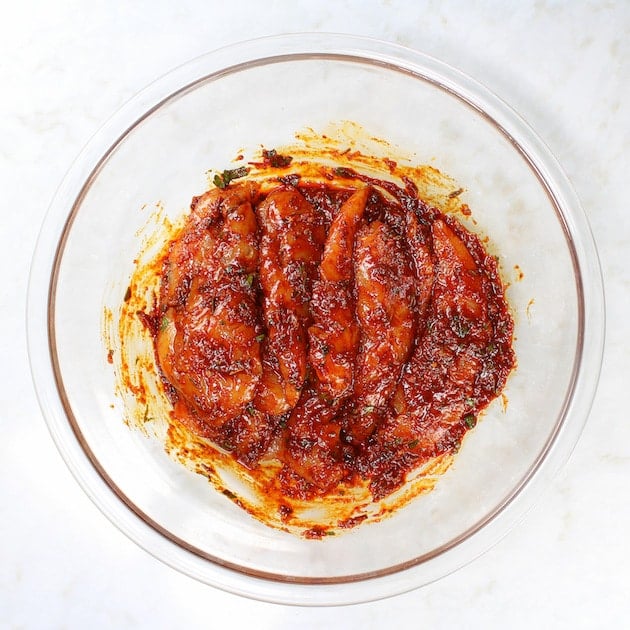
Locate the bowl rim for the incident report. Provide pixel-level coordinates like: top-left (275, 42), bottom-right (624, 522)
top-left (27, 32), bottom-right (605, 606)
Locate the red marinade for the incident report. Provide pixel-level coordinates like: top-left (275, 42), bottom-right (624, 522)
top-left (150, 172), bottom-right (515, 501)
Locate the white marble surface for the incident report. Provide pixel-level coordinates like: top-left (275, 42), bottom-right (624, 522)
top-left (2, 1), bottom-right (628, 627)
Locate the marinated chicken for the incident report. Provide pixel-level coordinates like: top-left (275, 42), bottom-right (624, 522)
top-left (156, 183), bottom-right (263, 437)
top-left (150, 168), bottom-right (515, 501)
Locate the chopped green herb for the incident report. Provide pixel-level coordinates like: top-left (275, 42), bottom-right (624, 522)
top-left (213, 166), bottom-right (250, 189)
top-left (160, 316), bottom-right (170, 332)
top-left (324, 530), bottom-right (336, 536)
top-left (318, 391), bottom-right (333, 403)
top-left (465, 397), bottom-right (476, 408)
top-left (407, 439), bottom-right (419, 449)
top-left (450, 315), bottom-right (470, 338)
top-left (262, 148), bottom-right (293, 168)
top-left (142, 405), bottom-right (154, 423)
top-left (362, 405), bottom-right (375, 414)
top-left (244, 272), bottom-right (255, 287)
top-left (463, 413), bottom-right (476, 429)
top-left (255, 333), bottom-right (266, 343)
top-left (245, 403), bottom-right (255, 416)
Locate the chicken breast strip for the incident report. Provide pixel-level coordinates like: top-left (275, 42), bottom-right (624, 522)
top-left (155, 182), bottom-right (263, 434)
top-left (284, 187), bottom-right (369, 490)
top-left (341, 219), bottom-right (417, 447)
top-left (255, 187), bottom-right (326, 414)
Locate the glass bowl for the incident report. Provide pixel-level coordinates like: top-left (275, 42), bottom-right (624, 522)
top-left (27, 33), bottom-right (604, 605)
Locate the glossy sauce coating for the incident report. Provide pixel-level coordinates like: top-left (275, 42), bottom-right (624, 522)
top-left (255, 188), bottom-right (326, 415)
top-left (156, 183), bottom-right (263, 439)
top-left (152, 174), bottom-right (515, 500)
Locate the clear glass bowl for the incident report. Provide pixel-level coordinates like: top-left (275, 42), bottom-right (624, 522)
top-left (27, 34), bottom-right (604, 605)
